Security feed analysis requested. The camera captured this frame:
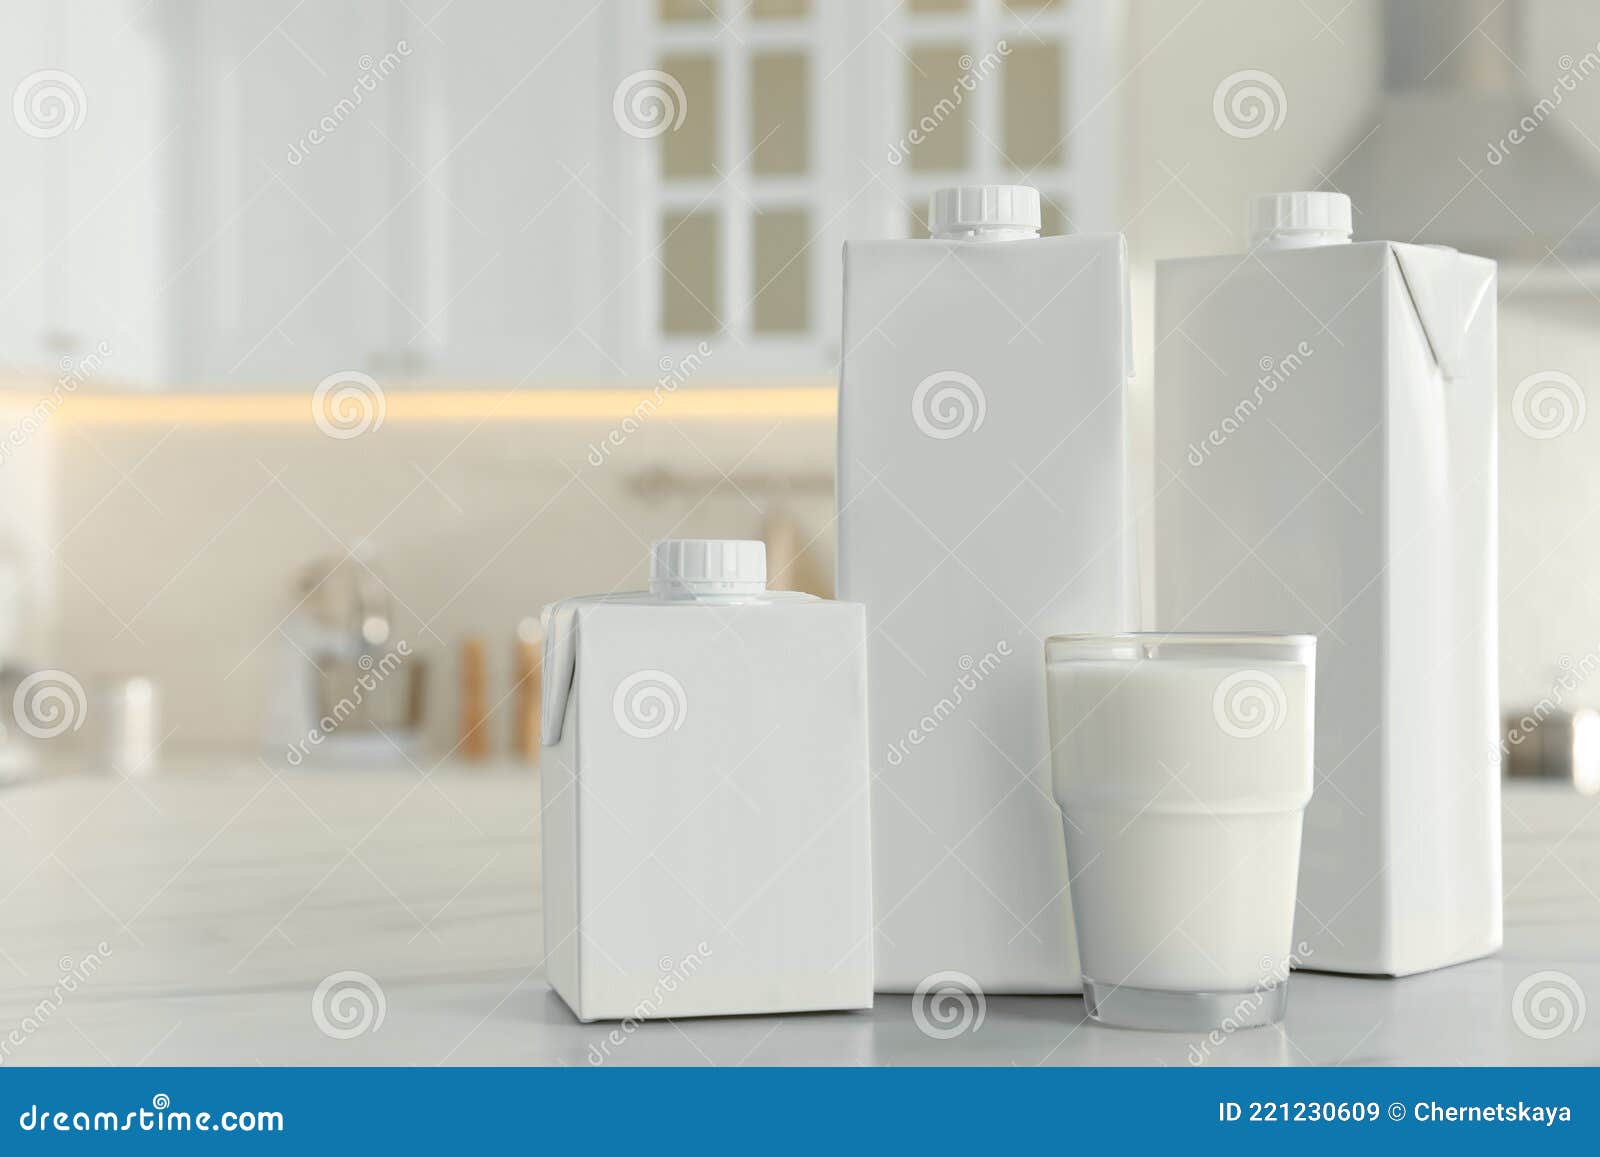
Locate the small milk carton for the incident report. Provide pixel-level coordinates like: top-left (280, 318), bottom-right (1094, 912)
top-left (540, 539), bottom-right (873, 1020)
top-left (1152, 192), bottom-right (1501, 976)
top-left (837, 185), bottom-right (1134, 993)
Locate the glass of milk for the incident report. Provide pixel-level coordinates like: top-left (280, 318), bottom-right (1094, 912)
top-left (1045, 633), bottom-right (1316, 1031)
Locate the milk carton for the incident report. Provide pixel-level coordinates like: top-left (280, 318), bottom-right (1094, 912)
top-left (1152, 192), bottom-right (1500, 976)
top-left (837, 185), bottom-right (1134, 993)
top-left (540, 539), bottom-right (873, 1020)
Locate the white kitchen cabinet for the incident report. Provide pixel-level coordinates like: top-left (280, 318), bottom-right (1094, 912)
top-left (161, 1), bottom-right (407, 385)
top-left (7, 0), bottom-right (1126, 387)
top-left (153, 0), bottom-right (629, 386)
top-left (0, 0), bottom-right (165, 386)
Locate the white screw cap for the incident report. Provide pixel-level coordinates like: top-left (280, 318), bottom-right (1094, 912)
top-left (650, 539), bottom-right (767, 594)
top-left (929, 185), bottom-right (1041, 238)
top-left (1249, 192), bottom-right (1352, 249)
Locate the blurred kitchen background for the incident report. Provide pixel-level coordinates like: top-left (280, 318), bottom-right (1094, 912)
top-left (1, 0), bottom-right (1597, 788)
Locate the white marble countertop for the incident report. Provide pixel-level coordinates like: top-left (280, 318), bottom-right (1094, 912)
top-left (0, 763), bottom-right (1595, 1067)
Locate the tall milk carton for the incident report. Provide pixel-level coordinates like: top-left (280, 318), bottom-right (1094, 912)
top-left (838, 185), bottom-right (1133, 993)
top-left (1152, 192), bottom-right (1500, 976)
top-left (540, 539), bottom-right (874, 1020)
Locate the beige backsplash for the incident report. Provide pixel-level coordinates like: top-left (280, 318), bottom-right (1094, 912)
top-left (19, 293), bottom-right (1600, 767)
top-left (42, 396), bottom-right (836, 757)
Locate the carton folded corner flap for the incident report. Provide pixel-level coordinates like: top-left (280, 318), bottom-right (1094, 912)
top-left (1391, 244), bottom-right (1497, 380)
top-left (541, 600), bottom-right (581, 744)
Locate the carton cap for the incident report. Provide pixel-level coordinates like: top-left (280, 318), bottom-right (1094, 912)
top-left (651, 539), bottom-right (767, 594)
top-left (929, 185), bottom-right (1041, 239)
top-left (1249, 192), bottom-right (1352, 249)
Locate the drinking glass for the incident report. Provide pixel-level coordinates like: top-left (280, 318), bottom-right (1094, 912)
top-left (1045, 633), bottom-right (1316, 1031)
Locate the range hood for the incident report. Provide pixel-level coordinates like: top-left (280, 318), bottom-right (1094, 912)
top-left (1336, 0), bottom-right (1600, 264)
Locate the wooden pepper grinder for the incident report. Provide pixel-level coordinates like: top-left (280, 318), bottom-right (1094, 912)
top-left (459, 636), bottom-right (490, 762)
top-left (512, 617), bottom-right (542, 763)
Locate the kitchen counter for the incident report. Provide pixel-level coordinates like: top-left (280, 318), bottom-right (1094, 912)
top-left (0, 764), bottom-right (1595, 1066)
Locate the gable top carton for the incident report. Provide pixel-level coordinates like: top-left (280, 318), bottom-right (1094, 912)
top-left (1153, 192), bottom-right (1500, 976)
top-left (837, 185), bottom-right (1135, 993)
